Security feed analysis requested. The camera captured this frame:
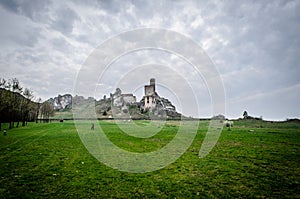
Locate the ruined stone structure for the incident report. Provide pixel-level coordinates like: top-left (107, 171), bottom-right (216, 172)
top-left (110, 88), bottom-right (136, 107)
top-left (144, 78), bottom-right (157, 111)
top-left (47, 78), bottom-right (181, 118)
top-left (140, 78), bottom-right (178, 117)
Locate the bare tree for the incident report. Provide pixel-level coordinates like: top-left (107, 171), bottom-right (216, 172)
top-left (5, 79), bottom-right (14, 128)
top-left (12, 78), bottom-right (23, 127)
top-left (40, 102), bottom-right (54, 123)
top-left (35, 98), bottom-right (42, 123)
top-left (0, 78), bottom-right (7, 130)
top-left (0, 78), bottom-right (40, 129)
top-left (22, 88), bottom-right (34, 126)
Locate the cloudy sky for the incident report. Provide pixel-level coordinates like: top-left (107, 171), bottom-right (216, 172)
top-left (0, 0), bottom-right (299, 120)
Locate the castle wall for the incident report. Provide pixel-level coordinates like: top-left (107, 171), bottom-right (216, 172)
top-left (122, 94), bottom-right (136, 104)
top-left (144, 78), bottom-right (156, 111)
top-left (150, 78), bottom-right (155, 86)
top-left (144, 95), bottom-right (155, 111)
top-left (145, 85), bottom-right (155, 96)
top-left (112, 95), bottom-right (123, 106)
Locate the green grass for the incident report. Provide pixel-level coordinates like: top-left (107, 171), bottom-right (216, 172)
top-left (0, 120), bottom-right (299, 198)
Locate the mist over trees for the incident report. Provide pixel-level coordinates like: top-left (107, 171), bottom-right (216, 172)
top-left (0, 78), bottom-right (53, 130)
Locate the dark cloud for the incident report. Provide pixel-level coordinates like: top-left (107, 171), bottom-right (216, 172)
top-left (51, 6), bottom-right (80, 35)
top-left (0, 0), bottom-right (52, 21)
top-left (0, 0), bottom-right (19, 13)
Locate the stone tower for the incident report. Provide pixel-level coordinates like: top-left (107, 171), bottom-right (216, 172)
top-left (144, 78), bottom-right (156, 111)
top-left (150, 78), bottom-right (155, 87)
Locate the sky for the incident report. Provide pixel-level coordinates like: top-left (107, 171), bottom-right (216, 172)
top-left (0, 0), bottom-right (299, 120)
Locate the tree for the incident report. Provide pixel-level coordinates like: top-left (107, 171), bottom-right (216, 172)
top-left (40, 102), bottom-right (54, 122)
top-left (243, 111), bottom-right (248, 119)
top-left (12, 78), bottom-right (23, 127)
top-left (35, 98), bottom-right (42, 123)
top-left (22, 88), bottom-right (34, 126)
top-left (0, 78), bottom-right (39, 129)
top-left (0, 78), bottom-right (7, 130)
top-left (5, 79), bottom-right (14, 128)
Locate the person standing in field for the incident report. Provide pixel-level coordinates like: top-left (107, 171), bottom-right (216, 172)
top-left (3, 129), bottom-right (7, 136)
top-left (91, 123), bottom-right (94, 130)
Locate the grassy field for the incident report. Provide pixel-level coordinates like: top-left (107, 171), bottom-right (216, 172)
top-left (0, 120), bottom-right (299, 198)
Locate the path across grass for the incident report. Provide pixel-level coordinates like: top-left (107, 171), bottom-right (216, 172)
top-left (0, 120), bottom-right (299, 198)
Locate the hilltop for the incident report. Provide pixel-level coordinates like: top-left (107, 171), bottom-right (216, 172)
top-left (47, 79), bottom-right (182, 120)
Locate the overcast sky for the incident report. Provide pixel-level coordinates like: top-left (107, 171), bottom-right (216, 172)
top-left (0, 0), bottom-right (299, 120)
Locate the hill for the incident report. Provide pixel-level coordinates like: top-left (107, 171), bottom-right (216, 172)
top-left (48, 79), bottom-right (183, 120)
top-left (48, 93), bottom-right (182, 120)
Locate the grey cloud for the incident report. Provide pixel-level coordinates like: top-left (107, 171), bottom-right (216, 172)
top-left (0, 0), bottom-right (299, 119)
top-left (0, 0), bottom-right (20, 13)
top-left (51, 6), bottom-right (80, 35)
top-left (0, 0), bottom-right (52, 22)
top-left (0, 7), bottom-right (42, 48)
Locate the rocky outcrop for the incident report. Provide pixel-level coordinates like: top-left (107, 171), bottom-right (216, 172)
top-left (110, 88), bottom-right (136, 107)
top-left (47, 94), bottom-right (97, 111)
top-left (47, 94), bottom-right (72, 111)
top-left (139, 79), bottom-right (181, 118)
top-left (139, 94), bottom-right (180, 117)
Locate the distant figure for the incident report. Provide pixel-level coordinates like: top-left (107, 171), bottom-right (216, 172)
top-left (91, 123), bottom-right (94, 130)
top-left (3, 129), bottom-right (7, 136)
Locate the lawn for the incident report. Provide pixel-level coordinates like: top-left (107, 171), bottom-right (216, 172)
top-left (0, 120), bottom-right (299, 198)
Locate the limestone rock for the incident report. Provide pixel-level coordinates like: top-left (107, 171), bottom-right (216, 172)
top-left (47, 94), bottom-right (72, 111)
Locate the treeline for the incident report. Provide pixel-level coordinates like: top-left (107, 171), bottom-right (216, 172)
top-left (0, 78), bottom-right (54, 130)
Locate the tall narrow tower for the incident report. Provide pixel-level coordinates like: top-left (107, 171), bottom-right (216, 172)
top-left (144, 78), bottom-right (156, 111)
top-left (150, 78), bottom-right (155, 88)
top-left (144, 78), bottom-right (155, 96)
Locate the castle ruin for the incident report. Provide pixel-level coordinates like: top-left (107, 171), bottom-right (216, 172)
top-left (108, 78), bottom-right (179, 117)
top-left (48, 78), bottom-right (181, 118)
top-left (144, 78), bottom-right (157, 112)
top-left (139, 78), bottom-right (178, 117)
top-left (110, 88), bottom-right (136, 107)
